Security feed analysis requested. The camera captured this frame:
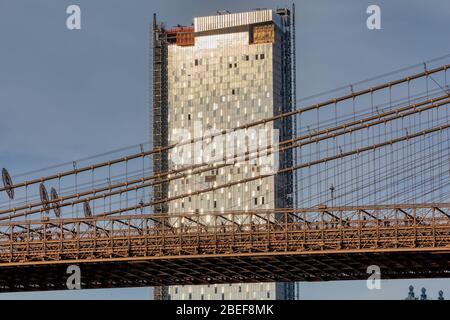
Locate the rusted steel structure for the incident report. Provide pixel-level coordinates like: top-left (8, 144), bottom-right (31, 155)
top-left (0, 204), bottom-right (450, 292)
top-left (0, 58), bottom-right (449, 294)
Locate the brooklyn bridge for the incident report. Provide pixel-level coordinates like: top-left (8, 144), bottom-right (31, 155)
top-left (1, 60), bottom-right (449, 293)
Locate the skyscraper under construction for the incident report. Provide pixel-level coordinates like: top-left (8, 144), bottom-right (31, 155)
top-left (152, 7), bottom-right (296, 300)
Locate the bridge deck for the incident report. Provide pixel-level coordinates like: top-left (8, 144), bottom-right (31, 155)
top-left (0, 205), bottom-right (450, 292)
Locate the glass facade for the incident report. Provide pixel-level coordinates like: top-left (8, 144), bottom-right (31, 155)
top-left (167, 30), bottom-right (276, 216)
top-left (155, 9), bottom-right (294, 300)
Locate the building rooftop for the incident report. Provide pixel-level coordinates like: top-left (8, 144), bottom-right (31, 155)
top-left (193, 9), bottom-right (283, 33)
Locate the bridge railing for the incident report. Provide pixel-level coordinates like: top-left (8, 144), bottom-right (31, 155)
top-left (0, 204), bottom-right (449, 264)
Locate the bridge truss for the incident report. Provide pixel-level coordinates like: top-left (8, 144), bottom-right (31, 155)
top-left (0, 204), bottom-right (450, 291)
top-left (1, 59), bottom-right (450, 292)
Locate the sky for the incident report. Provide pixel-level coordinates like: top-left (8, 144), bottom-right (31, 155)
top-left (0, 0), bottom-right (450, 299)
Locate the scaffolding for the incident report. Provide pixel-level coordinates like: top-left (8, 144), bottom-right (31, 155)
top-left (152, 13), bottom-right (169, 300)
top-left (275, 7), bottom-right (295, 300)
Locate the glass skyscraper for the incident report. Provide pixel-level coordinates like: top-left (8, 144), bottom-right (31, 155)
top-left (152, 8), bottom-right (295, 300)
